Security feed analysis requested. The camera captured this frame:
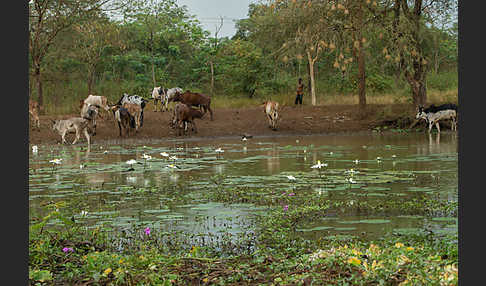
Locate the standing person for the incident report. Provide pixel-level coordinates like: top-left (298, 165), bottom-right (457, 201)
top-left (295, 78), bottom-right (304, 105)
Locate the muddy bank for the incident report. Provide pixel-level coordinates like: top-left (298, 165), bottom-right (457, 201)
top-left (28, 103), bottom-right (421, 145)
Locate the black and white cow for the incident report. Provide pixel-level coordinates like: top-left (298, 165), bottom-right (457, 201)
top-left (152, 87), bottom-right (183, 112)
top-left (116, 93), bottom-right (149, 127)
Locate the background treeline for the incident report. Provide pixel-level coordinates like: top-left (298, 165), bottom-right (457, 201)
top-left (29, 0), bottom-right (457, 114)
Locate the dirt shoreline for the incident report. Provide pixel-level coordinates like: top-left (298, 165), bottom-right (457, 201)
top-left (29, 103), bottom-right (418, 145)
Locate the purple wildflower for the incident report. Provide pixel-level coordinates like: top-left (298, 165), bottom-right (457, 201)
top-left (62, 247), bottom-right (74, 253)
top-left (288, 193), bottom-right (295, 196)
top-left (283, 205), bottom-right (289, 211)
top-left (144, 227), bottom-right (151, 236)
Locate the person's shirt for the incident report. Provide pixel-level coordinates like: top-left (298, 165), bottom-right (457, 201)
top-left (297, 82), bottom-right (304, 94)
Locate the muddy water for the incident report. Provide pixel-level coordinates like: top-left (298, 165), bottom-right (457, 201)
top-left (29, 131), bottom-right (457, 242)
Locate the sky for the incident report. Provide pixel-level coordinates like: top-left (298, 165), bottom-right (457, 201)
top-left (176, 0), bottom-right (257, 38)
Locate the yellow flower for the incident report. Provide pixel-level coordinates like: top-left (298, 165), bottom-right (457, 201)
top-left (119, 258), bottom-right (124, 264)
top-left (406, 247), bottom-right (414, 251)
top-left (395, 242), bottom-right (404, 248)
top-left (139, 255), bottom-right (145, 260)
top-left (104, 268), bottom-right (112, 275)
top-left (347, 257), bottom-right (362, 265)
top-left (203, 278), bottom-right (209, 283)
top-left (352, 249), bottom-right (362, 256)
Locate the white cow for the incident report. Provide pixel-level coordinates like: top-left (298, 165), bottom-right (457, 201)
top-left (51, 117), bottom-right (92, 145)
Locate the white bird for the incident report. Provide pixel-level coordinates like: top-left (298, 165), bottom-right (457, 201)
top-left (215, 148), bottom-right (224, 153)
top-left (311, 160), bottom-right (327, 169)
top-left (286, 175), bottom-right (296, 181)
top-left (160, 152), bottom-right (169, 157)
top-left (32, 145), bottom-right (38, 153)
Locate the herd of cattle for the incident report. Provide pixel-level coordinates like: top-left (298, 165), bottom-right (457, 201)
top-left (28, 87), bottom-right (457, 146)
top-left (28, 87), bottom-right (281, 145)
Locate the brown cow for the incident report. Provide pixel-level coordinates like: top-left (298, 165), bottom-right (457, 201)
top-left (262, 101), bottom-right (279, 130)
top-left (110, 105), bottom-right (135, 137)
top-left (29, 99), bottom-right (40, 130)
top-left (122, 103), bottom-right (142, 133)
top-left (173, 103), bottom-right (205, 136)
top-left (170, 90), bottom-right (213, 121)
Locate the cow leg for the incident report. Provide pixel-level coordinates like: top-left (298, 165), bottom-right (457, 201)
top-left (435, 122), bottom-right (440, 133)
top-left (72, 128), bottom-right (80, 145)
top-left (117, 121), bottom-right (122, 137)
top-left (61, 131), bottom-right (68, 144)
top-left (84, 128), bottom-right (91, 145)
top-left (208, 106), bottom-right (214, 121)
top-left (192, 120), bottom-right (197, 133)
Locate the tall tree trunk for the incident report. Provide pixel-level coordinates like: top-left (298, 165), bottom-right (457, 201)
top-left (210, 60), bottom-right (215, 96)
top-left (357, 43), bottom-right (366, 111)
top-left (87, 69), bottom-right (94, 95)
top-left (306, 51), bottom-right (316, 106)
top-left (34, 64), bottom-right (43, 111)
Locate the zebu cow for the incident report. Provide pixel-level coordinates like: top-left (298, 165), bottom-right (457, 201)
top-left (152, 87), bottom-right (184, 112)
top-left (110, 105), bottom-right (135, 137)
top-left (81, 95), bottom-right (110, 116)
top-left (80, 104), bottom-right (100, 135)
top-left (169, 90), bottom-right (213, 120)
top-left (29, 99), bottom-right (40, 130)
top-left (122, 103), bottom-right (142, 133)
top-left (116, 94), bottom-right (149, 127)
top-left (51, 117), bottom-right (92, 145)
top-left (173, 103), bottom-right (205, 136)
top-left (262, 101), bottom-right (279, 130)
top-left (416, 103), bottom-right (457, 133)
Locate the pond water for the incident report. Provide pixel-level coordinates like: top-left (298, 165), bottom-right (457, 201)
top-left (29, 131), bottom-right (458, 247)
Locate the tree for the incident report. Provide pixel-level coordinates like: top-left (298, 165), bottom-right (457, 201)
top-left (73, 18), bottom-right (123, 94)
top-left (29, 0), bottom-right (121, 109)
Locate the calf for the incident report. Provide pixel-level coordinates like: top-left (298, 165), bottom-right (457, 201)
top-left (110, 105), bottom-right (135, 137)
top-left (262, 101), bottom-right (279, 130)
top-left (29, 99), bottom-right (40, 130)
top-left (51, 117), bottom-right (91, 145)
top-left (174, 103), bottom-right (205, 136)
top-left (116, 93), bottom-right (149, 126)
top-left (122, 103), bottom-right (142, 133)
top-left (170, 90), bottom-right (213, 120)
top-left (416, 105), bottom-right (457, 133)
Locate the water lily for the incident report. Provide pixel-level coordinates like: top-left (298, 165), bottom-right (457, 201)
top-left (80, 210), bottom-right (88, 217)
top-left (348, 178), bottom-right (357, 184)
top-left (376, 156), bottom-right (382, 161)
top-left (311, 160), bottom-right (327, 169)
top-left (392, 154), bottom-right (397, 158)
top-left (103, 150), bottom-right (108, 154)
top-left (80, 164), bottom-right (85, 169)
top-left (126, 159), bottom-right (137, 165)
top-left (169, 155), bottom-right (178, 160)
top-left (166, 164), bottom-right (179, 169)
top-left (32, 145), bottom-right (38, 153)
top-left (160, 152), bottom-right (169, 157)
top-left (288, 193), bottom-right (295, 196)
top-left (49, 158), bottom-right (62, 165)
top-left (215, 148), bottom-right (224, 153)
top-left (142, 153), bottom-right (152, 160)
top-left (354, 159), bottom-right (359, 164)
top-left (286, 175), bottom-right (296, 181)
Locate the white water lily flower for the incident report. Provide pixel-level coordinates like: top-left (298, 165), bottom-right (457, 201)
top-left (354, 159), bottom-right (359, 164)
top-left (311, 160), bottom-right (327, 169)
top-left (49, 159), bottom-right (62, 165)
top-left (103, 150), bottom-right (108, 154)
top-left (166, 164), bottom-right (179, 169)
top-left (347, 178), bottom-right (357, 184)
top-left (286, 175), bottom-right (296, 181)
top-left (32, 145), bottom-right (38, 153)
top-left (80, 210), bottom-right (88, 217)
top-left (329, 152), bottom-right (333, 155)
top-left (376, 157), bottom-right (382, 161)
top-left (176, 147), bottom-right (184, 150)
top-left (80, 164), bottom-right (85, 169)
top-left (169, 156), bottom-right (178, 160)
top-left (392, 154), bottom-right (397, 158)
top-left (126, 159), bottom-right (137, 165)
top-left (142, 154), bottom-right (152, 160)
top-left (160, 152), bottom-right (169, 157)
top-left (345, 169), bottom-right (359, 175)
top-left (215, 148), bottom-right (224, 153)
